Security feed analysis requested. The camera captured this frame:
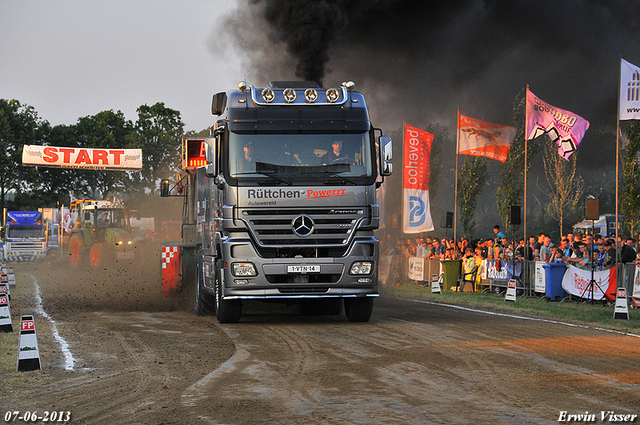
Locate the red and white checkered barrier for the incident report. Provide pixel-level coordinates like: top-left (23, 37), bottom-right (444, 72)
top-left (161, 245), bottom-right (182, 298)
top-left (161, 246), bottom-right (179, 269)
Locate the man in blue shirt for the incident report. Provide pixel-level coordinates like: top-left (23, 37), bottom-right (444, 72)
top-left (493, 225), bottom-right (506, 246)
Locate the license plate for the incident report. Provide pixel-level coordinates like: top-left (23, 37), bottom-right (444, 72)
top-left (287, 265), bottom-right (320, 273)
top-left (117, 251), bottom-right (135, 259)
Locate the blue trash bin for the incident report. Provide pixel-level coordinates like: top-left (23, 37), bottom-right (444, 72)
top-left (542, 262), bottom-right (567, 301)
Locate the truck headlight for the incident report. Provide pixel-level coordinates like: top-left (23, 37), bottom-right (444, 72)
top-left (232, 262), bottom-right (257, 277)
top-left (349, 261), bottom-right (373, 275)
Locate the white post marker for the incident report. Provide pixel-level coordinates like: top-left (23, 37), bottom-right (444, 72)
top-left (613, 287), bottom-right (629, 320)
top-left (431, 273), bottom-right (442, 294)
top-left (0, 289), bottom-right (12, 332)
top-left (505, 279), bottom-right (517, 302)
top-left (8, 266), bottom-right (16, 287)
top-left (17, 315), bottom-right (41, 371)
top-left (0, 273), bottom-right (8, 299)
top-left (0, 280), bottom-right (10, 302)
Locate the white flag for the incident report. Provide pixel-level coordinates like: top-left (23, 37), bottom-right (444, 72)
top-left (620, 58), bottom-right (640, 121)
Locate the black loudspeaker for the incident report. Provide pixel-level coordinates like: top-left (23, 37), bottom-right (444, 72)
top-left (509, 205), bottom-right (521, 225)
top-left (585, 198), bottom-right (599, 220)
top-left (445, 211), bottom-right (453, 228)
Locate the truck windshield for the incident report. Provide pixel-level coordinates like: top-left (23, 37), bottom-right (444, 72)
top-left (229, 132), bottom-right (372, 179)
top-left (7, 226), bottom-right (45, 239)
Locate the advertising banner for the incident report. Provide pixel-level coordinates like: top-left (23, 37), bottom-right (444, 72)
top-left (485, 259), bottom-right (522, 281)
top-left (632, 266), bottom-right (640, 307)
top-left (402, 123), bottom-right (434, 233)
top-left (526, 88), bottom-right (590, 160)
top-left (561, 265), bottom-right (616, 301)
top-left (620, 58), bottom-right (640, 121)
top-left (457, 113), bottom-right (515, 162)
top-left (408, 257), bottom-right (424, 281)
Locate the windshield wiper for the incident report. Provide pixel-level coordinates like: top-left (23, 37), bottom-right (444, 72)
top-left (234, 171), bottom-right (291, 186)
top-left (257, 174), bottom-right (293, 186)
top-left (321, 171), bottom-right (357, 185)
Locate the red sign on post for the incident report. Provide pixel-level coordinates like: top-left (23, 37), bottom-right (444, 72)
top-left (21, 320), bottom-right (35, 331)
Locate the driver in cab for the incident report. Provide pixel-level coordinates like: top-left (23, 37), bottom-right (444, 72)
top-left (239, 141), bottom-right (256, 172)
top-left (97, 212), bottom-right (110, 228)
top-left (323, 140), bottom-right (350, 164)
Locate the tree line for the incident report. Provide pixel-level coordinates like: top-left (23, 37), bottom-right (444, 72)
top-left (0, 99), bottom-right (206, 216)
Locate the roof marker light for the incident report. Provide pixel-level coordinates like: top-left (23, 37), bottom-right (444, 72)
top-left (326, 88), bottom-right (340, 103)
top-left (304, 88), bottom-right (318, 103)
top-left (261, 88), bottom-right (275, 103)
top-left (283, 88), bottom-right (297, 103)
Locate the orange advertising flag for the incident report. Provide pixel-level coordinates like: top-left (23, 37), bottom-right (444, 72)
top-left (457, 114), bottom-right (515, 163)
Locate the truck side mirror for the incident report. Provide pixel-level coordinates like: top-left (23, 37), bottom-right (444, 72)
top-left (160, 179), bottom-right (170, 197)
top-left (204, 135), bottom-right (219, 178)
top-left (380, 135), bottom-right (393, 176)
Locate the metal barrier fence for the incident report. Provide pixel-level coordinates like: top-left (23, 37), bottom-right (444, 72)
top-left (383, 254), bottom-right (637, 299)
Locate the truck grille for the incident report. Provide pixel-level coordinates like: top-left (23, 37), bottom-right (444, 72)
top-left (6, 242), bottom-right (46, 254)
top-left (239, 208), bottom-right (368, 258)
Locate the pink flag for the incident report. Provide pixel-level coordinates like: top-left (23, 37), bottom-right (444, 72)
top-left (458, 112), bottom-right (515, 163)
top-left (526, 88), bottom-right (590, 160)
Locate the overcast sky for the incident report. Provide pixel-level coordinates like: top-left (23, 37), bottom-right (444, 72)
top-left (0, 0), bottom-right (242, 132)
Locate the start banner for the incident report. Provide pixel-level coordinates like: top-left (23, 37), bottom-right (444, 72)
top-left (22, 145), bottom-right (143, 171)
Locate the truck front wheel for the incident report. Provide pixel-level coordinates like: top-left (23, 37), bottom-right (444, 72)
top-left (194, 263), bottom-right (215, 316)
top-left (344, 298), bottom-right (374, 322)
top-left (214, 259), bottom-right (242, 323)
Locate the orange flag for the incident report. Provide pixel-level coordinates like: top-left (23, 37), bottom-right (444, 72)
top-left (457, 112), bottom-right (515, 163)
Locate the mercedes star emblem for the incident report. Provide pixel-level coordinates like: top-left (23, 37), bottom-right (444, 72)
top-left (292, 215), bottom-right (314, 237)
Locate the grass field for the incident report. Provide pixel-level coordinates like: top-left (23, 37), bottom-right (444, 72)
top-left (383, 283), bottom-right (640, 333)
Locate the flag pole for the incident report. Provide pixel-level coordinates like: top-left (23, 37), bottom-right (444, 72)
top-left (454, 109), bottom-right (460, 249)
top-left (524, 85), bottom-right (529, 293)
top-left (615, 58), bottom-right (621, 286)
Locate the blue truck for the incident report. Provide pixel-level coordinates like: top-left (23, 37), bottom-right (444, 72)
top-left (2, 211), bottom-right (48, 262)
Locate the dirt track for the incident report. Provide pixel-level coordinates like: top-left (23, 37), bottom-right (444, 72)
top-left (1, 260), bottom-right (639, 424)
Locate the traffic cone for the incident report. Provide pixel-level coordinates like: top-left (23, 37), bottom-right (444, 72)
top-left (0, 287), bottom-right (12, 332)
top-left (431, 274), bottom-right (442, 294)
top-left (613, 287), bottom-right (630, 320)
top-left (17, 315), bottom-right (41, 371)
top-left (504, 279), bottom-right (517, 302)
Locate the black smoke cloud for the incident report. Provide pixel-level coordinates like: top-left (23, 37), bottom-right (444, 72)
top-left (215, 0), bottom-right (640, 155)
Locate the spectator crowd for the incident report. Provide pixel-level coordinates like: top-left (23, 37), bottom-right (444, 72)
top-left (380, 224), bottom-right (640, 271)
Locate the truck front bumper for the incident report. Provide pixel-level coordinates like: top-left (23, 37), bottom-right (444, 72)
top-left (219, 236), bottom-right (379, 300)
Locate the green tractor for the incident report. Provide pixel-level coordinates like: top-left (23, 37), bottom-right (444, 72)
top-left (65, 199), bottom-right (137, 268)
